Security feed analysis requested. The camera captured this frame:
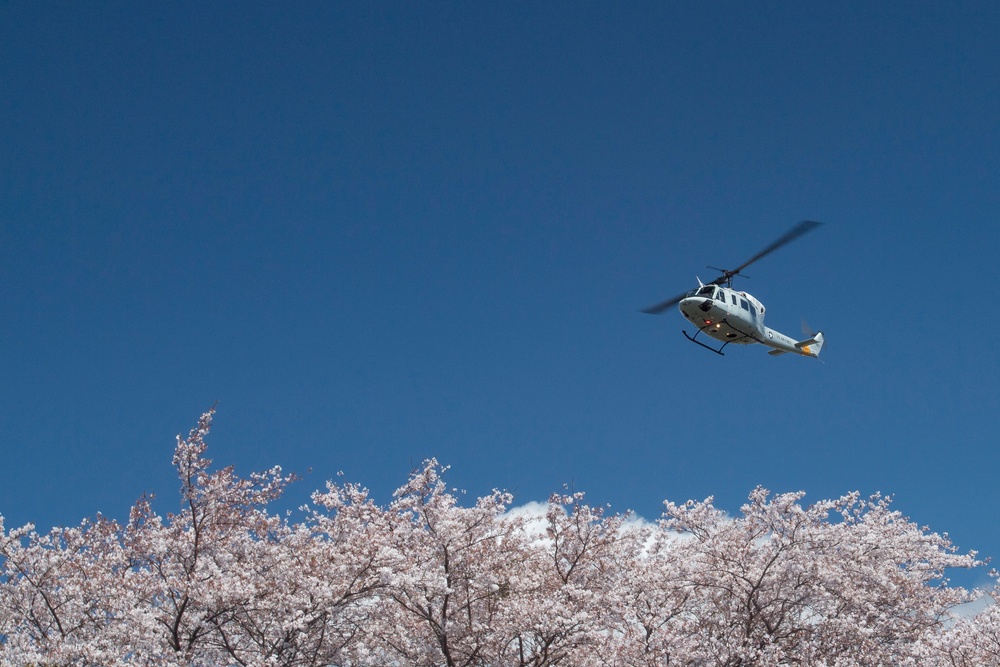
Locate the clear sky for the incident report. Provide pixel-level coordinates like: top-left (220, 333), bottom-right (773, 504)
top-left (2, 3), bottom-right (999, 584)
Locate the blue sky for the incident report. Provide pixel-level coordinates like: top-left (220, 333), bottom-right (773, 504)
top-left (2, 3), bottom-right (999, 581)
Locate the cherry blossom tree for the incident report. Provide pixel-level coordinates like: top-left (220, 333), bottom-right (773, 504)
top-left (117, 410), bottom-right (298, 666)
top-left (1, 409), bottom-right (995, 666)
top-left (660, 489), bottom-right (982, 666)
top-left (0, 512), bottom-right (132, 665)
top-left (363, 459), bottom-right (534, 666)
top-left (936, 576), bottom-right (1000, 666)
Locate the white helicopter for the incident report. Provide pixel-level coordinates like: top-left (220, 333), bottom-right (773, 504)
top-left (642, 220), bottom-right (825, 358)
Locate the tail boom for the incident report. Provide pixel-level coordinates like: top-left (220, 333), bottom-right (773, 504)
top-left (762, 327), bottom-right (825, 358)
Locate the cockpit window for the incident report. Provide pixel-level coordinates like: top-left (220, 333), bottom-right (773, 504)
top-left (697, 285), bottom-right (716, 297)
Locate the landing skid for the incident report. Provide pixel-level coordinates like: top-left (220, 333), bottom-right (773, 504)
top-left (682, 329), bottom-right (727, 355)
top-left (682, 318), bottom-right (761, 356)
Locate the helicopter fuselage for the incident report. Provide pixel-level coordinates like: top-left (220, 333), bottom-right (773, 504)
top-left (678, 284), bottom-right (822, 358)
top-left (639, 221), bottom-right (825, 358)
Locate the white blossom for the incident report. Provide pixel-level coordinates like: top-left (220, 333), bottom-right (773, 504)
top-left (0, 410), bottom-right (992, 666)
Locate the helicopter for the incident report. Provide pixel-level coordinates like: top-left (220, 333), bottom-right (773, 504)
top-left (641, 220), bottom-right (825, 358)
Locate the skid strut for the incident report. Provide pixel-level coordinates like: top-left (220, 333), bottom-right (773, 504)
top-left (682, 324), bottom-right (729, 356)
top-left (682, 318), bottom-right (761, 356)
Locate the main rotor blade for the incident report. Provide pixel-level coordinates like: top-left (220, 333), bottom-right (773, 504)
top-left (640, 291), bottom-right (688, 315)
top-left (730, 220), bottom-right (823, 275)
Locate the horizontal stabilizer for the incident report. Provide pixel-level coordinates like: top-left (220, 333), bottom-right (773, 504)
top-left (794, 331), bottom-right (825, 357)
top-left (768, 349), bottom-right (789, 356)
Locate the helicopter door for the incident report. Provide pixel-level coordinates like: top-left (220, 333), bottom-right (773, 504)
top-left (747, 302), bottom-right (764, 333)
top-left (739, 298), bottom-right (751, 321)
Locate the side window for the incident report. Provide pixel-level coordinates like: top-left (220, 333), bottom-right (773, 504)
top-left (740, 299), bottom-right (750, 311)
top-left (715, 290), bottom-right (725, 302)
top-left (731, 294), bottom-right (737, 305)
